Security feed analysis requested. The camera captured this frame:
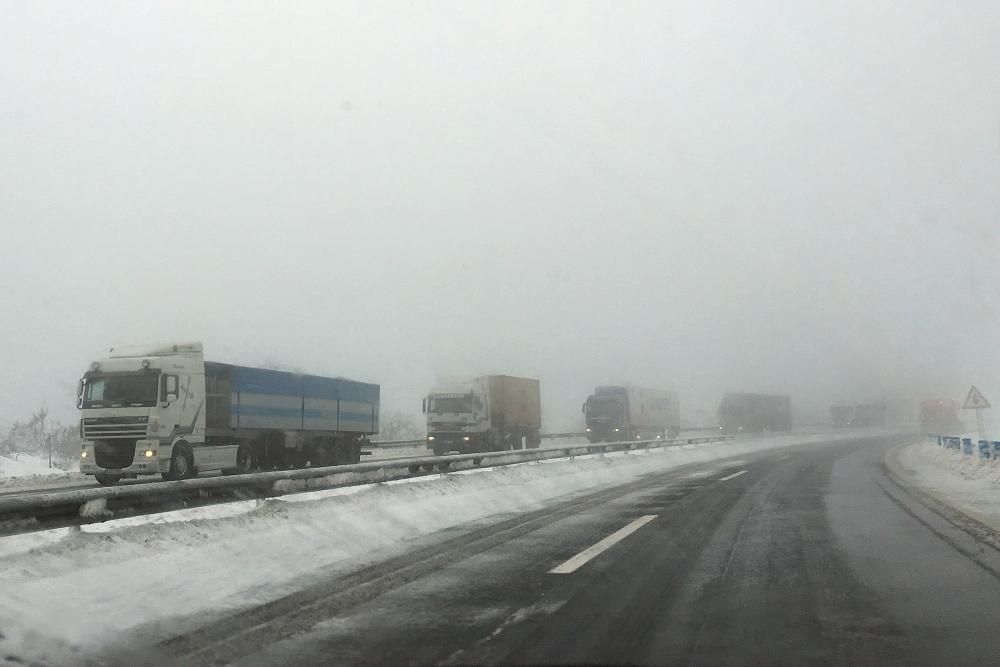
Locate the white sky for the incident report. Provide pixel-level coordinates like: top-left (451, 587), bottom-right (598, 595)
top-left (2, 1), bottom-right (999, 430)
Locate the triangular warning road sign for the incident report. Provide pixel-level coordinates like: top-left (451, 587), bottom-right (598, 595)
top-left (963, 386), bottom-right (991, 410)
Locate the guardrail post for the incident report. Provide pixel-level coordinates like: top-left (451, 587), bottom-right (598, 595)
top-left (978, 440), bottom-right (991, 460)
top-left (962, 438), bottom-right (974, 456)
top-left (993, 441), bottom-right (1000, 459)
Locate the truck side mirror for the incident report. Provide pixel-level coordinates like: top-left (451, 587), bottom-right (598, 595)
top-left (422, 398), bottom-right (427, 414)
top-left (77, 378), bottom-right (85, 409)
top-left (581, 402), bottom-right (586, 414)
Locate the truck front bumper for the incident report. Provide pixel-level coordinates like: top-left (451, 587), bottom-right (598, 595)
top-left (427, 433), bottom-right (487, 455)
top-left (80, 439), bottom-right (167, 476)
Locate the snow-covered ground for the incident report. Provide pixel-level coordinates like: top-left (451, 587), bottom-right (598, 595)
top-left (0, 453), bottom-right (86, 491)
top-left (892, 441), bottom-right (1000, 531)
top-left (0, 430), bottom-right (887, 662)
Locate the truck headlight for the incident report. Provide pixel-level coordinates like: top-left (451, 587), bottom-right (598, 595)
top-left (144, 449), bottom-right (156, 458)
top-left (428, 436), bottom-right (435, 441)
top-left (463, 436), bottom-right (471, 441)
top-left (81, 451), bottom-right (88, 458)
top-left (586, 428), bottom-right (591, 432)
top-left (614, 428), bottom-right (620, 432)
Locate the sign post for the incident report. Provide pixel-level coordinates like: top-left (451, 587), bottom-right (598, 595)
top-left (962, 386), bottom-right (991, 441)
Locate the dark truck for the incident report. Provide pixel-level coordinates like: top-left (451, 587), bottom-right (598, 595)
top-left (830, 402), bottom-right (887, 427)
top-left (582, 386), bottom-right (680, 442)
top-left (718, 393), bottom-right (792, 434)
top-left (919, 398), bottom-right (963, 435)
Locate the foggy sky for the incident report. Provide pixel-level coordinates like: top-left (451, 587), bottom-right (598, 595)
top-left (2, 1), bottom-right (999, 431)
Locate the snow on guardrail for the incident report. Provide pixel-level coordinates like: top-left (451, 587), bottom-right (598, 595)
top-left (0, 434), bottom-right (736, 536)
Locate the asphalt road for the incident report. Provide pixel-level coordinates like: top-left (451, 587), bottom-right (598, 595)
top-left (123, 434), bottom-right (1000, 666)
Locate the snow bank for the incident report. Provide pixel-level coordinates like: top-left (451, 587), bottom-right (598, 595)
top-left (894, 442), bottom-right (1000, 530)
top-left (0, 430), bottom-right (884, 659)
top-left (0, 453), bottom-right (60, 477)
top-left (0, 454), bottom-right (87, 494)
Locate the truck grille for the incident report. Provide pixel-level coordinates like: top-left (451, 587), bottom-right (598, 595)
top-left (429, 423), bottom-right (469, 430)
top-left (84, 416), bottom-right (148, 440)
top-left (94, 440), bottom-right (137, 469)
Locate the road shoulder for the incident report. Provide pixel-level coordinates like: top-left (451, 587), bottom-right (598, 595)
top-left (883, 442), bottom-right (1000, 552)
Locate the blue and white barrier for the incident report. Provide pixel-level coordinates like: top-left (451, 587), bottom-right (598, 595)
top-left (930, 434), bottom-right (1000, 459)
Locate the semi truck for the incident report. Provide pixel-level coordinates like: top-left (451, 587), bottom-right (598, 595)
top-left (582, 386), bottom-right (680, 442)
top-left (830, 402), bottom-right (887, 428)
top-left (718, 393), bottom-right (792, 433)
top-left (77, 342), bottom-right (379, 485)
top-left (919, 398), bottom-right (963, 434)
top-left (423, 375), bottom-right (541, 455)
top-left (830, 401), bottom-right (854, 428)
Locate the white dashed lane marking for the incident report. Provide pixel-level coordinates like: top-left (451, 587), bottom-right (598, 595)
top-left (549, 515), bottom-right (658, 574)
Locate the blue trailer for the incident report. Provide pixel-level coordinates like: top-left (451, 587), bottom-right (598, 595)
top-left (204, 362), bottom-right (380, 470)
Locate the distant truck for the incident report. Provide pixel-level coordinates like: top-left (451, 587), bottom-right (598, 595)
top-left (718, 393), bottom-right (792, 433)
top-left (919, 398), bottom-right (963, 435)
top-left (830, 402), bottom-right (887, 428)
top-left (78, 342), bottom-right (379, 485)
top-left (424, 375), bottom-right (541, 455)
top-left (830, 402), bottom-right (854, 428)
top-left (582, 386), bottom-right (680, 442)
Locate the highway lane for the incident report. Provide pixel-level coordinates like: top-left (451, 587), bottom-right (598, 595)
top-left (110, 432), bottom-right (1000, 666)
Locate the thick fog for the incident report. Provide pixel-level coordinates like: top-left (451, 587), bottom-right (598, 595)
top-left (1, 2), bottom-right (998, 430)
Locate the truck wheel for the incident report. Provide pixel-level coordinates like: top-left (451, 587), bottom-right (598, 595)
top-left (224, 443), bottom-right (255, 475)
top-left (313, 440), bottom-right (335, 468)
top-left (163, 444), bottom-right (194, 481)
top-left (95, 473), bottom-right (121, 486)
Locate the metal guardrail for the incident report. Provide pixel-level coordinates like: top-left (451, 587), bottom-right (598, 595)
top-left (368, 429), bottom-right (719, 449)
top-left (367, 439), bottom-right (426, 449)
top-left (0, 434), bottom-right (737, 537)
top-left (367, 433), bottom-right (589, 450)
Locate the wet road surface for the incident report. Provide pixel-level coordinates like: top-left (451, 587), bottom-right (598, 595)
top-left (135, 435), bottom-right (1000, 665)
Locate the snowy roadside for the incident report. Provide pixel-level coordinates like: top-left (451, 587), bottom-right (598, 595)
top-left (888, 442), bottom-right (1000, 532)
top-left (0, 454), bottom-right (86, 491)
top-left (0, 429), bottom-right (891, 662)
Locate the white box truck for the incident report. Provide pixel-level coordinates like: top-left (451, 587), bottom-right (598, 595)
top-left (423, 375), bottom-right (541, 455)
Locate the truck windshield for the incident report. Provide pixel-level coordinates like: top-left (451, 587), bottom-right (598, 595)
top-left (586, 398), bottom-right (621, 419)
top-left (719, 400), bottom-right (744, 415)
top-left (430, 396), bottom-right (481, 413)
top-left (82, 373), bottom-right (159, 408)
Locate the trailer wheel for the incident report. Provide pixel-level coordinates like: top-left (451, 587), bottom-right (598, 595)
top-left (95, 473), bottom-right (121, 486)
top-left (163, 443), bottom-right (194, 481)
top-left (313, 439), bottom-right (335, 468)
top-left (224, 443), bottom-right (255, 475)
top-left (527, 431), bottom-right (541, 449)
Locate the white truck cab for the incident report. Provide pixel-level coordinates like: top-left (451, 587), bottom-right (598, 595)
top-left (423, 375), bottom-right (541, 455)
top-left (78, 342), bottom-right (207, 484)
